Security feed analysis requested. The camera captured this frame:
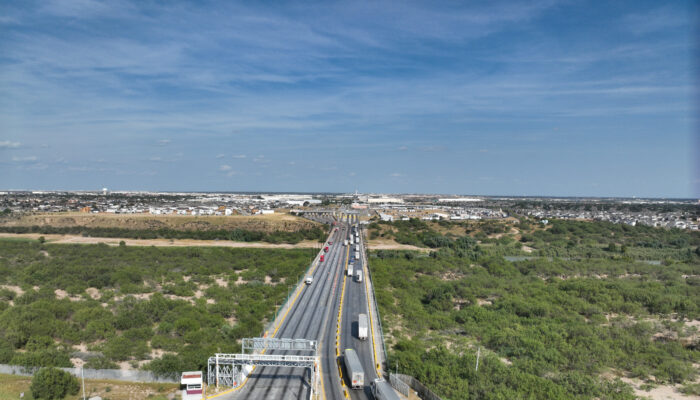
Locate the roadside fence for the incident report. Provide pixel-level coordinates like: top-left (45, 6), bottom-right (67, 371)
top-left (0, 364), bottom-right (178, 383)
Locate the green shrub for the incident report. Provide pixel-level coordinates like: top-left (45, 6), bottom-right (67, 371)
top-left (30, 367), bottom-right (80, 399)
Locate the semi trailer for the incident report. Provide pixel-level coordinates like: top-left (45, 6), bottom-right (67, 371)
top-left (371, 379), bottom-right (400, 400)
top-left (358, 313), bottom-right (368, 340)
top-left (343, 348), bottom-right (364, 389)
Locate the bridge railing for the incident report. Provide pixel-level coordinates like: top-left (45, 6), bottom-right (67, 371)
top-left (361, 228), bottom-right (389, 372)
top-left (262, 231), bottom-right (330, 337)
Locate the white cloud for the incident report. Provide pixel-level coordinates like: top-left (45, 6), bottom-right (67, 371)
top-left (420, 145), bottom-right (446, 152)
top-left (158, 139), bottom-right (171, 146)
top-left (215, 154), bottom-right (225, 159)
top-left (397, 145), bottom-right (408, 151)
top-left (12, 156), bottom-right (37, 162)
top-left (0, 141), bottom-right (21, 149)
top-left (219, 164), bottom-right (232, 171)
top-left (390, 172), bottom-right (402, 177)
top-left (149, 156), bottom-right (162, 161)
top-left (41, 0), bottom-right (129, 19)
top-left (232, 154), bottom-right (247, 159)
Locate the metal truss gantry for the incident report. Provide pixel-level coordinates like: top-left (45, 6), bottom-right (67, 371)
top-left (207, 338), bottom-right (320, 397)
top-left (242, 338), bottom-right (317, 353)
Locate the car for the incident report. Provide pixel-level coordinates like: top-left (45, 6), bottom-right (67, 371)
top-left (329, 241), bottom-right (333, 245)
top-left (305, 276), bottom-right (313, 285)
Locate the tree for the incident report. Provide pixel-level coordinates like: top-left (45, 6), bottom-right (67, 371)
top-left (38, 236), bottom-right (46, 244)
top-left (30, 367), bottom-right (79, 399)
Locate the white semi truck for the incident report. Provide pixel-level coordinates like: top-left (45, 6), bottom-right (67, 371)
top-left (344, 348), bottom-right (365, 389)
top-left (358, 313), bottom-right (368, 340)
top-left (371, 378), bottom-right (400, 400)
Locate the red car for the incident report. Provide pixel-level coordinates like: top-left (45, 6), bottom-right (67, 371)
top-left (328, 241), bottom-right (333, 245)
top-left (324, 246), bottom-right (329, 252)
top-left (320, 255), bottom-right (325, 262)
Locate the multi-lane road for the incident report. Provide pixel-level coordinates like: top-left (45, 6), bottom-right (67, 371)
top-left (220, 214), bottom-right (385, 400)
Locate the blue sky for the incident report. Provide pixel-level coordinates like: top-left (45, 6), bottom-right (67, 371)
top-left (1, 0), bottom-right (697, 197)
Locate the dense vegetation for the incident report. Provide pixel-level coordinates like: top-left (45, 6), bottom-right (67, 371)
top-left (0, 225), bottom-right (326, 244)
top-left (370, 217), bottom-right (700, 260)
top-left (30, 367), bottom-right (80, 399)
top-left (0, 240), bottom-right (314, 375)
top-left (370, 219), bottom-right (700, 399)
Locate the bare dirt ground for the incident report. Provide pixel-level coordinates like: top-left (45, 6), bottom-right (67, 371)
top-left (620, 376), bottom-right (699, 400)
top-left (366, 238), bottom-right (429, 252)
top-left (0, 232), bottom-right (322, 249)
top-left (0, 211), bottom-right (320, 233)
top-left (0, 373), bottom-right (179, 400)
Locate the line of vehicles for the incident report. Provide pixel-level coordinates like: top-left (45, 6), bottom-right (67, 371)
top-left (344, 348), bottom-right (399, 400)
top-left (312, 221), bottom-right (401, 399)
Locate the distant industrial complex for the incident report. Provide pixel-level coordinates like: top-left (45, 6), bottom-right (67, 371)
top-left (0, 190), bottom-right (697, 230)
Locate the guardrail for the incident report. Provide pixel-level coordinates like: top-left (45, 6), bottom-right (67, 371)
top-left (360, 228), bottom-right (389, 373)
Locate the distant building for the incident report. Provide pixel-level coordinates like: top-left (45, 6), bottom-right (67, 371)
top-left (438, 198), bottom-right (482, 203)
top-left (366, 197), bottom-right (404, 204)
top-left (379, 213), bottom-right (394, 222)
top-left (102, 188), bottom-right (108, 195)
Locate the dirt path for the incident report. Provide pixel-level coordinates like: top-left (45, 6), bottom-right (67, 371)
top-left (0, 233), bottom-right (322, 249)
top-left (366, 239), bottom-right (429, 252)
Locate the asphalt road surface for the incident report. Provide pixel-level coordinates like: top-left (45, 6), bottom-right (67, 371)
top-left (226, 214), bottom-right (377, 400)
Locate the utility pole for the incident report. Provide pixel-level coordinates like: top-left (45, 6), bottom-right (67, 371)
top-left (81, 367), bottom-right (86, 400)
top-left (475, 347), bottom-right (481, 372)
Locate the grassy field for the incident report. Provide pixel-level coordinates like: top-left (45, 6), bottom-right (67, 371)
top-left (0, 212), bottom-right (320, 233)
top-left (0, 374), bottom-right (178, 400)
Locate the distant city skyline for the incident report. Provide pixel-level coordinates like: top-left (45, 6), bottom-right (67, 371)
top-left (1, 0), bottom-right (697, 197)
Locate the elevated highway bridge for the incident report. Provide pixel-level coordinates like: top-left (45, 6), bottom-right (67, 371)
top-left (207, 214), bottom-right (396, 400)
